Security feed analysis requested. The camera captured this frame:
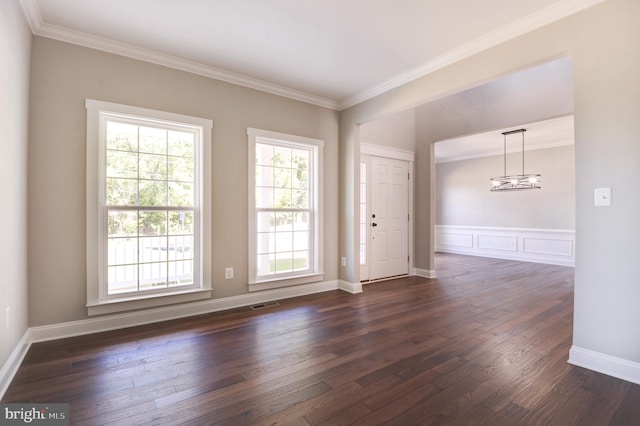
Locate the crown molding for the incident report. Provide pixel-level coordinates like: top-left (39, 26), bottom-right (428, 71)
top-left (20, 0), bottom-right (606, 112)
top-left (19, 0), bottom-right (339, 110)
top-left (435, 139), bottom-right (574, 164)
top-left (338, 0), bottom-right (608, 110)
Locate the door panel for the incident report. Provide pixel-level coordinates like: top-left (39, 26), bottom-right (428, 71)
top-left (370, 156), bottom-right (408, 279)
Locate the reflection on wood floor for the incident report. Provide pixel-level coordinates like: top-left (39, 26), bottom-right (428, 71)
top-left (4, 253), bottom-right (640, 425)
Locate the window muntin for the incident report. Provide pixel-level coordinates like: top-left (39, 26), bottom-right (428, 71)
top-left (248, 128), bottom-right (323, 288)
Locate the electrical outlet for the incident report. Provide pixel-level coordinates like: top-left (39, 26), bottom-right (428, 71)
top-left (225, 267), bottom-right (234, 279)
top-left (341, 257), bottom-right (346, 267)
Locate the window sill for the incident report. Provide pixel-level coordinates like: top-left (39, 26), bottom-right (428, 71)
top-left (87, 288), bottom-right (212, 316)
top-left (249, 273), bottom-right (324, 292)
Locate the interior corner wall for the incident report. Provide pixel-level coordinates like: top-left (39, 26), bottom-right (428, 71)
top-left (340, 0), bottom-right (640, 371)
top-left (0, 0), bottom-right (31, 370)
top-left (436, 145), bottom-right (575, 229)
top-left (27, 37), bottom-right (340, 326)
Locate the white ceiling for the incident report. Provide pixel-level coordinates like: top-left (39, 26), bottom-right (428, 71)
top-left (435, 115), bottom-right (575, 163)
top-left (20, 0), bottom-right (604, 110)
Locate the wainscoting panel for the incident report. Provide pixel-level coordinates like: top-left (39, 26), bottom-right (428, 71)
top-left (437, 232), bottom-right (473, 248)
top-left (435, 225), bottom-right (575, 266)
top-left (523, 237), bottom-right (574, 257)
top-left (477, 234), bottom-right (518, 252)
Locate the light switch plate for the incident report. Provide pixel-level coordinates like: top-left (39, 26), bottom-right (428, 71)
top-left (594, 187), bottom-right (611, 207)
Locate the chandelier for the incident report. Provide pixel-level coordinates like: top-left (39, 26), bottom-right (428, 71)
top-left (490, 128), bottom-right (541, 191)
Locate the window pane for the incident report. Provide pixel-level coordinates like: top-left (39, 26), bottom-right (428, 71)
top-left (108, 265), bottom-right (138, 294)
top-left (292, 150), bottom-right (309, 187)
top-left (275, 252), bottom-right (293, 273)
top-left (274, 167), bottom-right (291, 188)
top-left (106, 122), bottom-right (137, 152)
top-left (168, 260), bottom-right (193, 286)
top-left (257, 254), bottom-right (274, 276)
top-left (139, 153), bottom-right (167, 180)
top-left (293, 212), bottom-right (309, 231)
top-left (255, 143), bottom-right (274, 166)
top-left (168, 236), bottom-right (192, 260)
top-left (169, 211), bottom-right (193, 234)
top-left (168, 156), bottom-right (193, 182)
top-left (168, 131), bottom-right (194, 157)
top-left (139, 126), bottom-right (167, 154)
top-left (106, 178), bottom-right (137, 206)
top-left (139, 236), bottom-right (167, 262)
top-left (257, 212), bottom-right (276, 233)
top-left (257, 232), bottom-right (275, 255)
top-left (139, 262), bottom-right (168, 290)
top-left (107, 210), bottom-right (138, 237)
top-left (256, 165), bottom-right (273, 187)
top-left (139, 211), bottom-right (167, 236)
top-left (108, 238), bottom-right (137, 266)
top-left (293, 231), bottom-right (309, 251)
top-left (360, 224), bottom-right (367, 244)
top-left (275, 230), bottom-right (293, 253)
top-left (276, 213), bottom-right (293, 232)
top-left (292, 168), bottom-right (308, 189)
top-left (256, 187), bottom-right (274, 209)
top-left (273, 147), bottom-right (292, 168)
top-left (274, 188), bottom-right (291, 208)
top-left (292, 190), bottom-right (308, 209)
top-left (139, 180), bottom-right (167, 206)
top-left (106, 150), bottom-right (137, 178)
top-left (293, 251), bottom-right (309, 271)
top-left (168, 182), bottom-right (193, 206)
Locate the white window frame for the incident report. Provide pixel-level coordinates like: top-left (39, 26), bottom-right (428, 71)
top-left (248, 128), bottom-right (324, 291)
top-left (86, 99), bottom-right (212, 315)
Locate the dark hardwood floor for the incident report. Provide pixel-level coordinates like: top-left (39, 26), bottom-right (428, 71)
top-left (4, 253), bottom-right (640, 425)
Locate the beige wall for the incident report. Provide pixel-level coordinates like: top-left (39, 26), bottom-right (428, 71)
top-left (360, 109), bottom-right (416, 152)
top-left (340, 0), bottom-right (640, 366)
top-left (436, 146), bottom-right (575, 229)
top-left (416, 57), bottom-right (574, 268)
top-left (417, 57), bottom-right (573, 143)
top-left (0, 0), bottom-right (31, 369)
top-left (27, 37), bottom-right (339, 326)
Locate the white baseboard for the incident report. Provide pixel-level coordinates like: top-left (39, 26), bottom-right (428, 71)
top-left (0, 330), bottom-right (31, 399)
top-left (1, 279), bottom-right (345, 399)
top-left (414, 268), bottom-right (436, 279)
top-left (568, 345), bottom-right (640, 386)
top-left (338, 280), bottom-right (363, 294)
top-left (29, 280), bottom-right (341, 343)
top-left (435, 225), bottom-right (575, 267)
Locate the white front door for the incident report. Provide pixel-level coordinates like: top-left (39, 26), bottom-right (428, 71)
top-left (370, 156), bottom-right (409, 280)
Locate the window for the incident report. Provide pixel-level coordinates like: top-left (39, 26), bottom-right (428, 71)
top-left (248, 128), bottom-right (323, 290)
top-left (86, 100), bottom-right (212, 314)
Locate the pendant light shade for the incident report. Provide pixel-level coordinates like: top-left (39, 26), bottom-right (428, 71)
top-left (490, 129), bottom-right (541, 191)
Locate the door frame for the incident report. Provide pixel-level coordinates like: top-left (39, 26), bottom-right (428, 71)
top-left (360, 143), bottom-right (415, 282)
